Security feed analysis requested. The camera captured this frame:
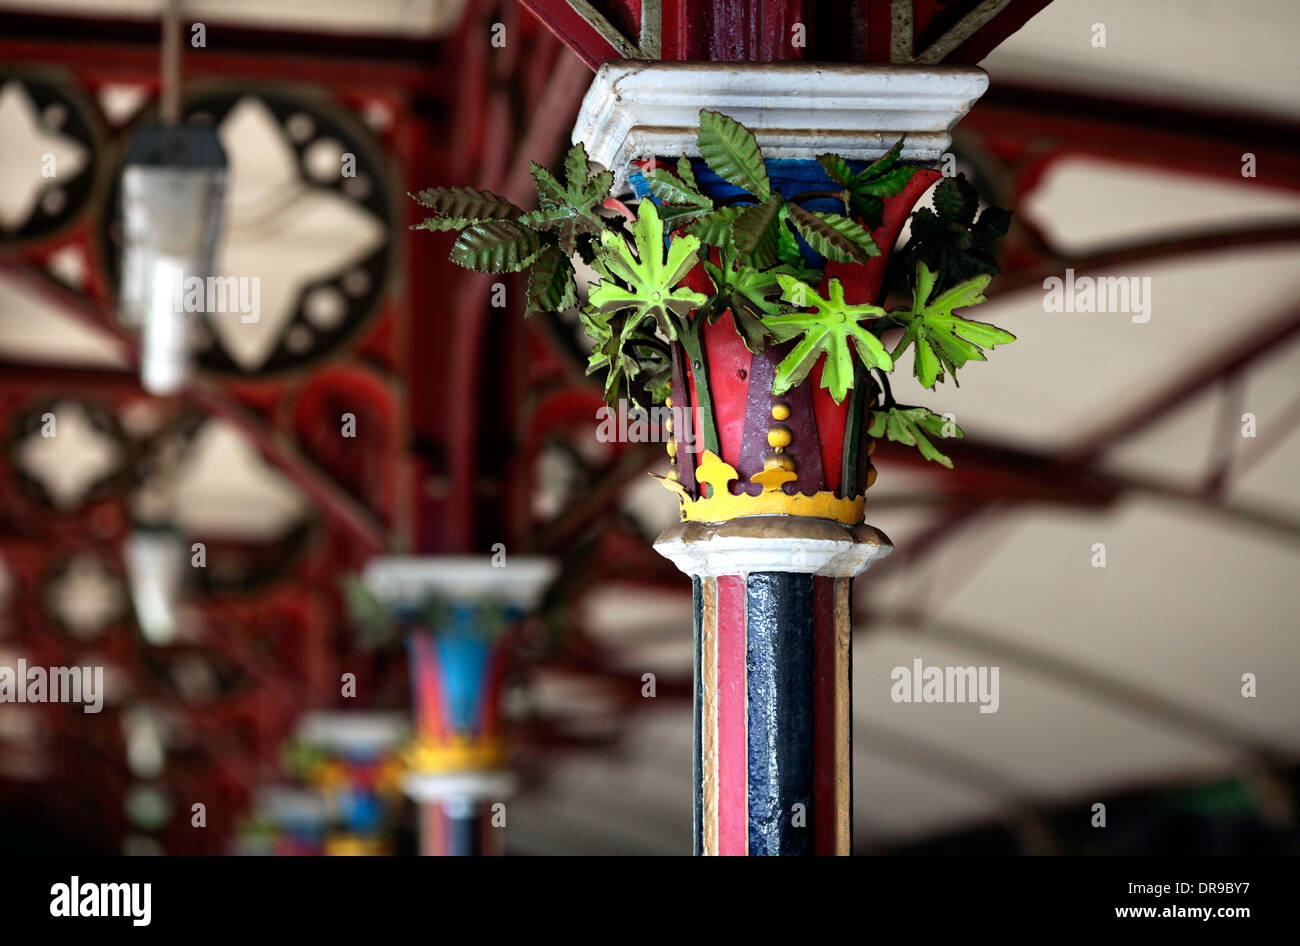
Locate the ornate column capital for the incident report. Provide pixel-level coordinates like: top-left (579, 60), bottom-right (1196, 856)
top-left (573, 60), bottom-right (989, 190)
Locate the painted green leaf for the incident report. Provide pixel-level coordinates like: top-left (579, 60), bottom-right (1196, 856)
top-left (408, 186), bottom-right (521, 221)
top-left (816, 153), bottom-right (854, 187)
top-left (701, 248), bottom-right (821, 354)
top-left (761, 276), bottom-right (892, 404)
top-left (814, 140), bottom-right (915, 228)
top-left (581, 304), bottom-right (668, 407)
top-left (565, 143), bottom-right (591, 196)
top-left (686, 206), bottom-right (743, 246)
top-left (676, 156), bottom-right (701, 192)
top-left (643, 167), bottom-right (711, 209)
top-left (526, 245), bottom-right (576, 315)
top-left (523, 147), bottom-right (614, 253)
top-left (889, 262), bottom-right (1014, 388)
top-left (933, 174), bottom-right (978, 223)
top-left (342, 575), bottom-right (397, 649)
top-left (587, 199), bottom-right (708, 340)
top-left (895, 172), bottom-right (1010, 293)
top-left (867, 405), bottom-right (964, 468)
top-left (450, 221), bottom-right (543, 273)
top-left (413, 217), bottom-right (475, 232)
top-left (787, 204), bottom-right (878, 264)
top-left (697, 109), bottom-right (770, 200)
top-left (732, 194), bottom-right (785, 268)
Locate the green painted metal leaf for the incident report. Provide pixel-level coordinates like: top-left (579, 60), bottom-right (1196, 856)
top-left (888, 262), bottom-right (1014, 388)
top-left (643, 167), bottom-right (711, 208)
top-left (587, 199), bottom-right (708, 340)
top-left (762, 276), bottom-right (891, 404)
top-left (408, 186), bottom-right (521, 221)
top-left (527, 246), bottom-right (577, 315)
top-left (697, 109), bottom-right (770, 200)
top-left (867, 405), bottom-right (964, 468)
top-left (686, 207), bottom-right (743, 246)
top-left (450, 221), bottom-right (543, 273)
top-left (732, 194), bottom-right (785, 268)
top-left (787, 204), bottom-right (878, 264)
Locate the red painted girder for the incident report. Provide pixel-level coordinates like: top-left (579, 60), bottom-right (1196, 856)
top-left (520, 0), bottom-right (1057, 69)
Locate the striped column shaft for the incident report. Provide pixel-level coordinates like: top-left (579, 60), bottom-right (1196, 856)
top-left (694, 573), bottom-right (853, 856)
top-left (419, 800), bottom-right (501, 857)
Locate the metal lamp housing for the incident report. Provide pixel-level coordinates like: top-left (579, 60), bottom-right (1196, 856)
top-left (118, 123), bottom-right (228, 396)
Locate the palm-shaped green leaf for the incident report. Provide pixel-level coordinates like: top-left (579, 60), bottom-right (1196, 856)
top-left (587, 199), bottom-right (708, 340)
top-left (889, 262), bottom-right (1014, 388)
top-left (522, 143), bottom-right (614, 253)
top-left (761, 276), bottom-right (892, 404)
top-left (868, 405), bottom-right (964, 468)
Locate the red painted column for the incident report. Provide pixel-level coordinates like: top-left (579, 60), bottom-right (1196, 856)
top-left (571, 61), bottom-right (988, 854)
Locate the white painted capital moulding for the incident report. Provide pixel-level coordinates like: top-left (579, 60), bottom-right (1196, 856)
top-left (361, 555), bottom-right (557, 609)
top-left (654, 519), bottom-right (894, 578)
top-left (573, 60), bottom-right (989, 192)
top-left (294, 711), bottom-right (408, 755)
top-left (404, 770), bottom-right (515, 804)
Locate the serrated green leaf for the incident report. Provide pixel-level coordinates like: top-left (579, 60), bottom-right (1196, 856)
top-left (676, 156), bottom-right (700, 192)
top-left (787, 204), bottom-right (879, 264)
top-left (565, 142), bottom-right (591, 191)
top-left (700, 247), bottom-right (819, 354)
top-left (587, 199), bottom-right (708, 340)
top-left (658, 203), bottom-right (712, 229)
top-left (525, 158), bottom-right (612, 253)
top-left (888, 261), bottom-right (1013, 388)
top-left (933, 175), bottom-right (978, 224)
top-left (868, 405), bottom-right (963, 468)
top-left (894, 173), bottom-right (1012, 295)
top-left (527, 246), bottom-right (576, 315)
top-left (816, 153), bottom-right (854, 187)
top-left (450, 221), bottom-right (543, 273)
top-left (861, 138), bottom-right (904, 178)
top-left (686, 206), bottom-right (744, 246)
top-left (408, 186), bottom-right (521, 221)
top-left (732, 194), bottom-right (785, 268)
top-left (761, 276), bottom-right (891, 404)
top-left (643, 167), bottom-right (711, 208)
top-left (412, 216), bottom-right (474, 232)
top-left (698, 109), bottom-right (769, 200)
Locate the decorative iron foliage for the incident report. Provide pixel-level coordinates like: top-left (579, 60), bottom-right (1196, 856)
top-left (411, 111), bottom-right (1015, 465)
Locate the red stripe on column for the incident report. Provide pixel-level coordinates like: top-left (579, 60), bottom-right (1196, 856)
top-left (478, 641), bottom-right (507, 739)
top-left (411, 633), bottom-right (447, 741)
top-left (715, 574), bottom-right (748, 856)
top-left (812, 575), bottom-right (837, 854)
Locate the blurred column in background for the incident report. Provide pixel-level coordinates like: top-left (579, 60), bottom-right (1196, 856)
top-left (362, 556), bottom-right (554, 856)
top-left (287, 711), bottom-right (406, 856)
